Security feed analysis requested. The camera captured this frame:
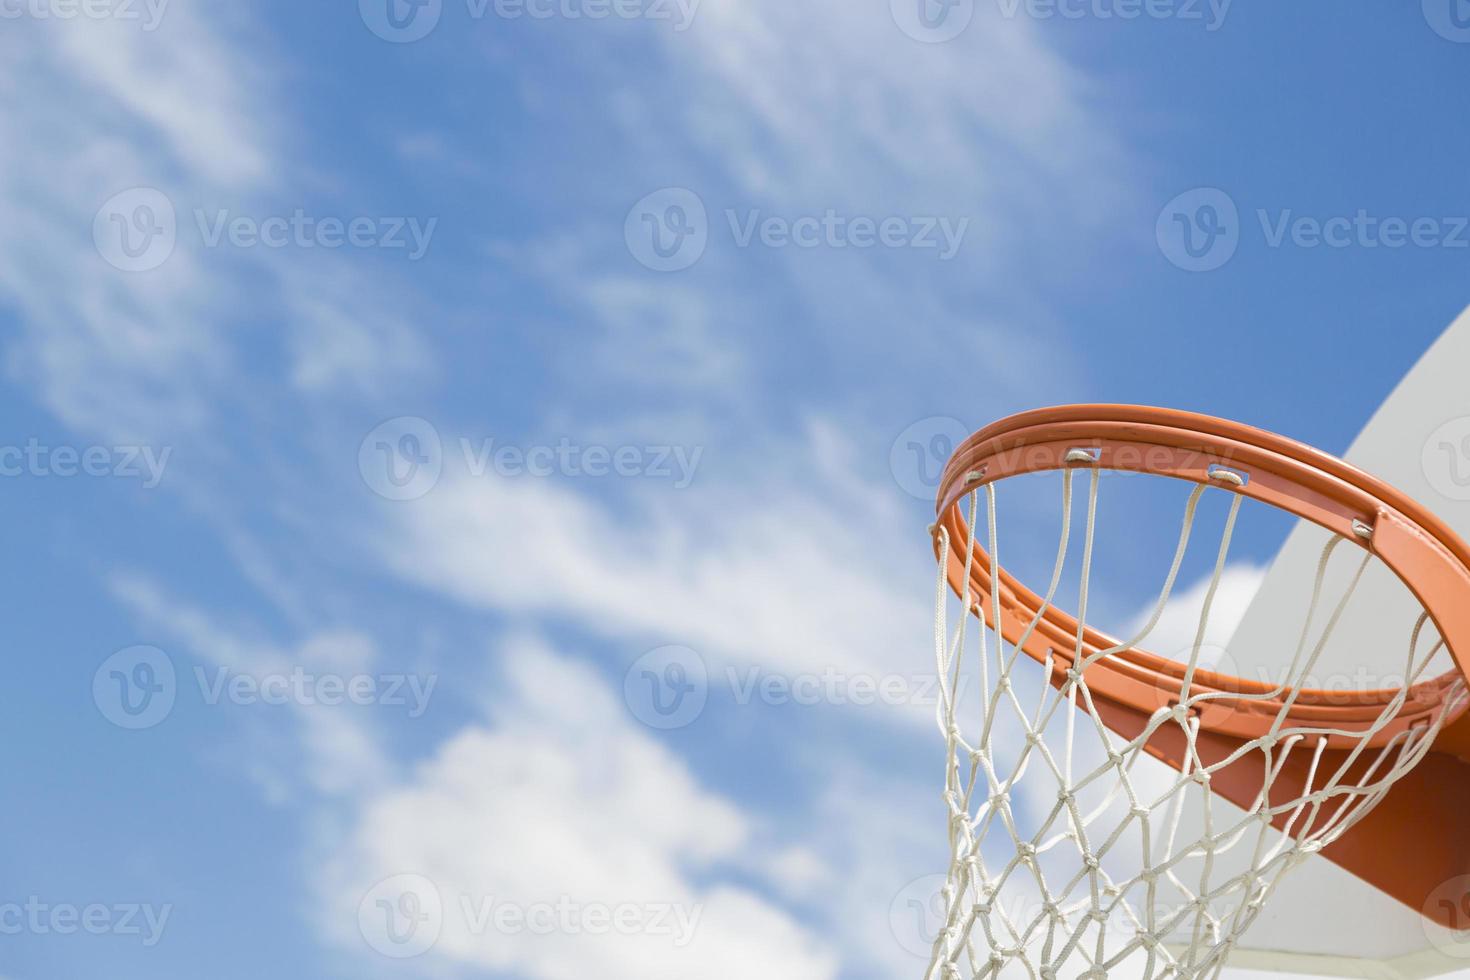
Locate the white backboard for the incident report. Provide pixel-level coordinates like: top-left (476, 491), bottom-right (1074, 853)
top-left (1214, 303), bottom-right (1470, 977)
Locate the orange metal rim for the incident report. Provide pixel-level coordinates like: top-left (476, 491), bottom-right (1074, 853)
top-left (932, 405), bottom-right (1470, 747)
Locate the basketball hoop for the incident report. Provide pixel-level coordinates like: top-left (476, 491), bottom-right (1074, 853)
top-left (923, 405), bottom-right (1470, 979)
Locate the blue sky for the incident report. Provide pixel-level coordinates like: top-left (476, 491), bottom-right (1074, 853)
top-left (3, 1), bottom-right (1470, 978)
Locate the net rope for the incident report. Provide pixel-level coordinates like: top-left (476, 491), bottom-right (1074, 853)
top-left (926, 468), bottom-right (1468, 980)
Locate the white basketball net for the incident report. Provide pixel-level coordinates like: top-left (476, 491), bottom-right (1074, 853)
top-left (927, 467), bottom-right (1468, 980)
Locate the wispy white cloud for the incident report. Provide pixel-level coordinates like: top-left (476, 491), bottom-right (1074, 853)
top-left (0, 9), bottom-right (432, 444)
top-left (316, 636), bottom-right (836, 980)
top-left (371, 422), bottom-right (931, 702)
